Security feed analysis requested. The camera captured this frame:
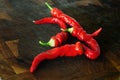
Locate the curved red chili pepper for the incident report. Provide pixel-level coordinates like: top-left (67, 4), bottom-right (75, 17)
top-left (33, 17), bottom-right (67, 30)
top-left (39, 31), bottom-right (69, 47)
top-left (45, 3), bottom-right (101, 59)
top-left (45, 2), bottom-right (102, 37)
top-left (39, 27), bottom-right (102, 47)
top-left (45, 2), bottom-right (82, 29)
top-left (30, 42), bottom-right (83, 73)
top-left (66, 27), bottom-right (101, 59)
top-left (89, 27), bottom-right (102, 37)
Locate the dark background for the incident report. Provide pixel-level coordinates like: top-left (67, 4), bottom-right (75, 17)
top-left (0, 0), bottom-right (120, 80)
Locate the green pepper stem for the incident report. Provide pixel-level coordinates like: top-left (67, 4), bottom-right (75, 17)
top-left (64, 27), bottom-right (74, 33)
top-left (32, 20), bottom-right (35, 23)
top-left (39, 41), bottom-right (50, 46)
top-left (45, 2), bottom-right (52, 10)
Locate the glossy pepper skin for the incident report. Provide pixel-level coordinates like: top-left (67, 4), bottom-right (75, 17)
top-left (50, 7), bottom-right (102, 37)
top-left (45, 3), bottom-right (102, 37)
top-left (51, 8), bottom-right (81, 28)
top-left (39, 27), bottom-right (102, 47)
top-left (35, 3), bottom-right (102, 60)
top-left (47, 2), bottom-right (102, 59)
top-left (30, 42), bottom-right (83, 73)
top-left (67, 27), bottom-right (101, 60)
top-left (39, 31), bottom-right (68, 47)
top-left (45, 2), bottom-right (82, 29)
top-left (89, 28), bottom-right (102, 37)
top-left (33, 17), bottom-right (67, 30)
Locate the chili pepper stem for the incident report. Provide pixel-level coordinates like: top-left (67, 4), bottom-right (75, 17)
top-left (64, 27), bottom-right (74, 33)
top-left (39, 39), bottom-right (55, 47)
top-left (45, 2), bottom-right (52, 10)
top-left (39, 41), bottom-right (50, 46)
top-left (33, 20), bottom-right (35, 23)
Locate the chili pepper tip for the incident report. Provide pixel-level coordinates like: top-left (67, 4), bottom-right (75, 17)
top-left (45, 2), bottom-right (52, 10)
top-left (91, 27), bottom-right (102, 37)
top-left (30, 68), bottom-right (34, 73)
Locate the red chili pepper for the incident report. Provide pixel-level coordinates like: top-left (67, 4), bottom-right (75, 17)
top-left (45, 2), bottom-right (102, 37)
top-left (66, 27), bottom-right (102, 60)
top-left (30, 42), bottom-right (83, 73)
top-left (45, 2), bottom-right (82, 28)
top-left (89, 27), bottom-right (102, 37)
top-left (33, 17), bottom-right (67, 30)
top-left (39, 31), bottom-right (68, 47)
top-left (39, 27), bottom-right (102, 47)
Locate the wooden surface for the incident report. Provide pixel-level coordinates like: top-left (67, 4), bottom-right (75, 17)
top-left (0, 0), bottom-right (120, 80)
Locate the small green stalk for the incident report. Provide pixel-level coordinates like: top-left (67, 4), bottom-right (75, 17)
top-left (39, 41), bottom-right (50, 46)
top-left (45, 2), bottom-right (52, 10)
top-left (39, 39), bottom-right (55, 47)
top-left (64, 27), bottom-right (74, 33)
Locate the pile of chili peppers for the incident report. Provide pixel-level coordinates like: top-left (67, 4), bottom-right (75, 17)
top-left (30, 2), bottom-right (102, 73)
